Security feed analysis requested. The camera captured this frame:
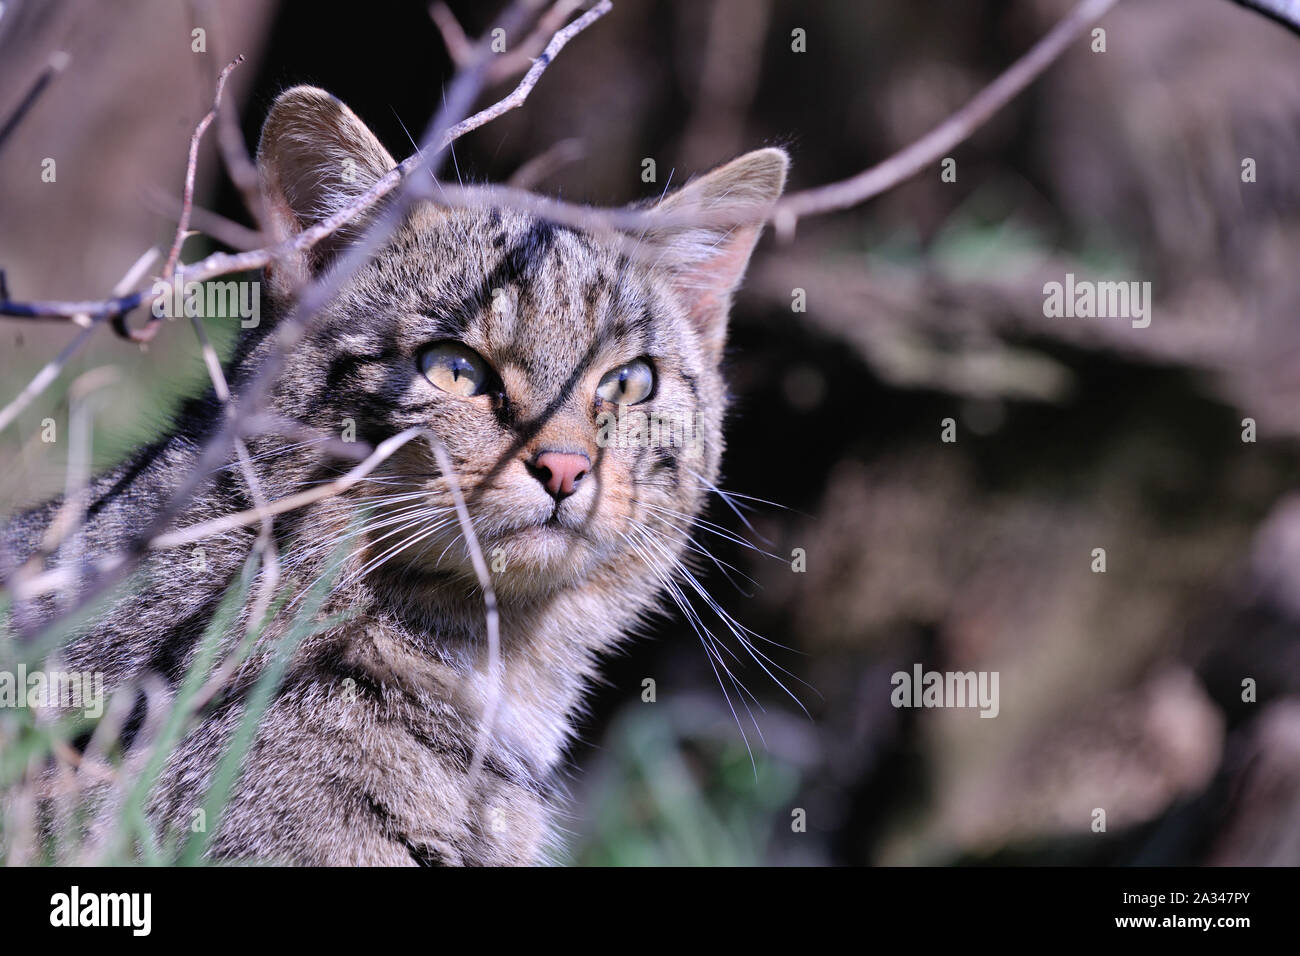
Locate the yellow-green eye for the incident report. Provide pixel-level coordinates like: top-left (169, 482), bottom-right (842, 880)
top-left (596, 359), bottom-right (655, 406)
top-left (420, 342), bottom-right (492, 397)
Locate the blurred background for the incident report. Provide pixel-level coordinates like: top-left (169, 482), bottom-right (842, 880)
top-left (2, 0), bottom-right (1300, 865)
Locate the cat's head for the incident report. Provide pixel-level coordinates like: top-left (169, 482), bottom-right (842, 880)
top-left (248, 86), bottom-right (786, 600)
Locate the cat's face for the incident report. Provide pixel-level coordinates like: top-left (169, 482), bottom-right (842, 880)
top-left (250, 87), bottom-right (786, 599)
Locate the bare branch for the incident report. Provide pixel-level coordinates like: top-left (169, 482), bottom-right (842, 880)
top-left (149, 428), bottom-right (430, 553)
top-left (183, 306), bottom-right (280, 639)
top-left (425, 438), bottom-right (500, 797)
top-left (143, 186), bottom-right (263, 251)
top-left (433, 0), bottom-right (586, 85)
top-left (770, 0), bottom-right (1120, 236)
top-left (8, 425), bottom-right (423, 603)
top-left (1229, 0), bottom-right (1300, 36)
top-left (0, 3), bottom-right (612, 330)
top-left (0, 49), bottom-right (70, 155)
top-left (430, 1), bottom-right (474, 66)
top-left (506, 137), bottom-right (585, 188)
top-left (0, 247), bottom-right (158, 434)
top-left (428, 0), bottom-right (1120, 244)
top-left (137, 54), bottom-right (246, 342)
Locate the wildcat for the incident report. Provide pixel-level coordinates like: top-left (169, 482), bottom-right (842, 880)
top-left (3, 86), bottom-right (787, 865)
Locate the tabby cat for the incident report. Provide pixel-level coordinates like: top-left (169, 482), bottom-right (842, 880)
top-left (3, 86), bottom-right (788, 865)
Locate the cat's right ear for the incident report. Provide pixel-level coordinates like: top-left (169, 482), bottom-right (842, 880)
top-left (645, 148), bottom-right (788, 364)
top-left (256, 85), bottom-right (397, 291)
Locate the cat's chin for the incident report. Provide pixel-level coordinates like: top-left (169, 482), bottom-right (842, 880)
top-left (399, 520), bottom-right (602, 596)
top-left (486, 522), bottom-right (601, 590)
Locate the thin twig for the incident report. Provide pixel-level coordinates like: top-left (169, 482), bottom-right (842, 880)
top-left (433, 0), bottom-right (585, 85)
top-left (148, 427), bottom-right (431, 552)
top-left (138, 54), bottom-right (246, 342)
top-left (24, 367), bottom-right (122, 612)
top-left (506, 136), bottom-right (585, 188)
top-left (0, 247), bottom-right (158, 434)
top-left (185, 308), bottom-right (281, 638)
top-left (143, 187), bottom-right (263, 251)
top-left (4, 0), bottom-right (1116, 635)
top-left (1229, 0), bottom-right (1300, 36)
top-left (7, 425), bottom-right (424, 602)
top-left (0, 5), bottom-right (611, 329)
top-left (0, 49), bottom-right (70, 155)
top-left (770, 0), bottom-right (1119, 236)
top-left (426, 439), bottom-right (500, 795)
top-left (429, 1), bottom-right (474, 65)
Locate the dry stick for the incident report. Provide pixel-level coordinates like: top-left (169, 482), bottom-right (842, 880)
top-left (771, 0), bottom-right (1119, 235)
top-left (0, 49), bottom-right (70, 155)
top-left (163, 54), bottom-right (245, 278)
top-left (0, 247), bottom-right (158, 434)
top-left (198, 0), bottom-right (606, 796)
top-left (325, 0), bottom-right (1124, 245)
top-left (0, 0), bottom-right (1213, 331)
top-left (182, 434), bottom-right (434, 717)
top-left (162, 429), bottom-right (501, 798)
top-left (7, 425), bottom-right (429, 601)
top-left (298, 0), bottom-right (613, 240)
top-left (3, 0), bottom-right (1111, 615)
top-left (0, 0), bottom-right (1125, 836)
top-left (144, 0), bottom-right (613, 568)
top-left (185, 0), bottom-right (268, 239)
top-left (0, 4), bottom-right (606, 328)
top-left (149, 427), bottom-right (431, 552)
top-left (429, 1), bottom-right (474, 65)
top-left (1230, 0), bottom-right (1300, 35)
top-left (358, 0), bottom-right (1122, 248)
top-left (143, 187), bottom-right (263, 251)
top-left (237, 413), bottom-right (370, 461)
top-left (131, 54), bottom-right (245, 342)
top-left (3, 0), bottom-right (1113, 639)
top-left (188, 312), bottom-right (281, 638)
top-left (426, 439), bottom-right (500, 795)
top-left (506, 136), bottom-right (585, 188)
top-left (34, 367), bottom-right (122, 609)
top-left (159, 0), bottom-right (610, 550)
top-left (433, 0), bottom-right (586, 84)
top-left (158, 43), bottom-right (280, 636)
top-left (0, 0), bottom-right (604, 479)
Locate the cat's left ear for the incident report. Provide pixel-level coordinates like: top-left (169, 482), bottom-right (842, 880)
top-left (648, 148), bottom-right (789, 361)
top-left (256, 85), bottom-right (398, 292)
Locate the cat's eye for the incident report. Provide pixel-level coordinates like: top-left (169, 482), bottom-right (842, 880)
top-left (596, 358), bottom-right (655, 406)
top-left (420, 342), bottom-right (493, 397)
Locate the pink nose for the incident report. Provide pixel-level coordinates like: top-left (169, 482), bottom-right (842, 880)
top-left (530, 450), bottom-right (590, 500)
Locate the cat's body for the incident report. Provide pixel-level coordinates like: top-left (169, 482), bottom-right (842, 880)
top-left (3, 87), bottom-right (786, 865)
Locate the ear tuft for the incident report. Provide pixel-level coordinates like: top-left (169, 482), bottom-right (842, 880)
top-left (665, 147), bottom-right (789, 216)
top-left (256, 86), bottom-right (397, 280)
top-left (649, 148), bottom-right (789, 360)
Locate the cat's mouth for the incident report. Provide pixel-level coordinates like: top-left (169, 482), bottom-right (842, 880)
top-left (503, 509), bottom-right (596, 541)
top-left (462, 513), bottom-right (600, 591)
